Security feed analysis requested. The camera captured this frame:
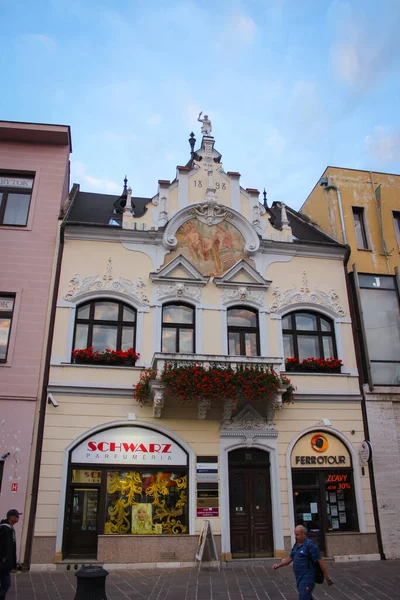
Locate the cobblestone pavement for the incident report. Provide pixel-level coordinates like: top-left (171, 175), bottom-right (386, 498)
top-left (6, 560), bottom-right (400, 600)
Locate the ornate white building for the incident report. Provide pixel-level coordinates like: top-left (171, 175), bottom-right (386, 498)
top-left (31, 121), bottom-right (378, 568)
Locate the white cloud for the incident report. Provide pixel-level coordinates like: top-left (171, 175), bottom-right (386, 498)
top-left (214, 12), bottom-right (256, 52)
top-left (329, 3), bottom-right (400, 89)
top-left (147, 114), bottom-right (162, 126)
top-left (264, 128), bottom-right (286, 154)
top-left (230, 14), bottom-right (257, 45)
top-left (23, 34), bottom-right (56, 50)
top-left (71, 161), bottom-right (121, 193)
top-left (365, 127), bottom-right (400, 164)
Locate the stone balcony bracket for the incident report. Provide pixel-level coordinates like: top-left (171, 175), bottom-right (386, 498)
top-left (148, 381), bottom-right (165, 418)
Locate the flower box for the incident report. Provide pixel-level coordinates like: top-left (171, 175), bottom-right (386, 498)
top-left (72, 347), bottom-right (139, 366)
top-left (134, 364), bottom-right (295, 405)
top-left (285, 357), bottom-right (342, 374)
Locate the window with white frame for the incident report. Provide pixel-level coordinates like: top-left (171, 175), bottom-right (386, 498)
top-left (227, 306), bottom-right (260, 356)
top-left (162, 304), bottom-right (195, 353)
top-left (72, 300), bottom-right (137, 355)
top-left (282, 311), bottom-right (337, 361)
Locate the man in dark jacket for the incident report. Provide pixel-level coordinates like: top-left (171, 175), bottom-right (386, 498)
top-left (0, 509), bottom-right (22, 599)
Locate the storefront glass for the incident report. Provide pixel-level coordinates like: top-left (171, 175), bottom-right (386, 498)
top-left (64, 426), bottom-right (190, 557)
top-left (291, 431), bottom-right (358, 553)
top-left (105, 469), bottom-right (188, 535)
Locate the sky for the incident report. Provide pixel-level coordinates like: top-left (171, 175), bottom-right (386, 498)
top-left (1, 0), bottom-right (400, 209)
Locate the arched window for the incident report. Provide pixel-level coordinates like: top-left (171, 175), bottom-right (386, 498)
top-left (282, 311), bottom-right (337, 360)
top-left (162, 303), bottom-right (195, 353)
top-left (227, 307), bottom-right (260, 356)
top-left (73, 300), bottom-right (136, 354)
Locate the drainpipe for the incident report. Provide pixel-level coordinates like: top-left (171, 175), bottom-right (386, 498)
top-left (22, 184), bottom-right (79, 568)
top-left (319, 177), bottom-right (347, 245)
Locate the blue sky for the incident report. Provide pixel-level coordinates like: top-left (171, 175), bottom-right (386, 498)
top-left (1, 0), bottom-right (400, 209)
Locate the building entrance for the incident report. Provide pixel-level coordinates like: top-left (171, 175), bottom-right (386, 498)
top-left (228, 448), bottom-right (273, 558)
top-left (64, 487), bottom-right (100, 557)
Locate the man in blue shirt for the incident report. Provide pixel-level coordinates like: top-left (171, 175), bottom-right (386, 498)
top-left (273, 525), bottom-right (333, 600)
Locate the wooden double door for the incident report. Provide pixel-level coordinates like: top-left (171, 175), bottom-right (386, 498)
top-left (229, 449), bottom-right (273, 558)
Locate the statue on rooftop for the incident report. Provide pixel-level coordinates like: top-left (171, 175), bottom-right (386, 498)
top-left (198, 111), bottom-right (212, 135)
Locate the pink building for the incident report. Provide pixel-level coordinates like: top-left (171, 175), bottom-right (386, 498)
top-left (0, 121), bottom-right (71, 564)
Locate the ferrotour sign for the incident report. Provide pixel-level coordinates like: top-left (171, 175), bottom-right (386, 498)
top-left (71, 426), bottom-right (188, 465)
top-left (291, 431), bottom-right (351, 468)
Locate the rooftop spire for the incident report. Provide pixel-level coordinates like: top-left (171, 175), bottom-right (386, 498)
top-left (123, 175), bottom-right (128, 192)
top-left (263, 188), bottom-right (268, 209)
top-left (189, 132), bottom-right (196, 154)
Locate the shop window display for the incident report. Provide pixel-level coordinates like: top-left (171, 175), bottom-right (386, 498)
top-left (104, 470), bottom-right (188, 535)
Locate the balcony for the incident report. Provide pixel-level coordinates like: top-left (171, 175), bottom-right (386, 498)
top-left (142, 353), bottom-right (290, 421)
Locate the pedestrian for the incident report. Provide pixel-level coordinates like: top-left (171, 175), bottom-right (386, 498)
top-left (0, 509), bottom-right (22, 599)
top-left (273, 525), bottom-right (333, 600)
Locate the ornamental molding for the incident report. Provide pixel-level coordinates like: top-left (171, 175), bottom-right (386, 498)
top-left (221, 404), bottom-right (276, 431)
top-left (156, 282), bottom-right (202, 303)
top-left (269, 270), bottom-right (346, 317)
top-left (162, 203), bottom-right (260, 255)
top-left (221, 287), bottom-right (264, 307)
top-left (64, 257), bottom-right (150, 306)
top-left (214, 260), bottom-right (270, 307)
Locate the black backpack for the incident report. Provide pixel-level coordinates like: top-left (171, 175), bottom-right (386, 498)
top-left (306, 542), bottom-right (324, 584)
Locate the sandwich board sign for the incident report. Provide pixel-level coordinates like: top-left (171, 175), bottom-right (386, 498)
top-left (195, 520), bottom-right (219, 569)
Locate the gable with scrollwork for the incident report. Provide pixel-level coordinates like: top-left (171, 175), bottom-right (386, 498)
top-left (269, 270), bottom-right (346, 317)
top-left (64, 257), bottom-right (150, 308)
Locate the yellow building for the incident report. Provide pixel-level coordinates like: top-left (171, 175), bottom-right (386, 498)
top-left (301, 166), bottom-right (400, 559)
top-left (31, 127), bottom-right (378, 569)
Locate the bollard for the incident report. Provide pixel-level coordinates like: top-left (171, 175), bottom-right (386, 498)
top-left (74, 565), bottom-right (109, 600)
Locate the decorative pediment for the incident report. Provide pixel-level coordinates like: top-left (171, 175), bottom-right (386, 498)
top-left (64, 258), bottom-right (149, 306)
top-left (214, 260), bottom-right (271, 288)
top-left (150, 255), bottom-right (209, 284)
top-left (150, 255), bottom-right (209, 304)
top-left (214, 260), bottom-right (271, 306)
top-left (270, 270), bottom-right (346, 317)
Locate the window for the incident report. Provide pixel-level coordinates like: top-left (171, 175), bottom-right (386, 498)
top-left (227, 307), bottom-right (260, 356)
top-left (0, 174), bottom-right (34, 226)
top-left (352, 207), bottom-right (369, 249)
top-left (0, 295), bottom-right (15, 362)
top-left (73, 300), bottom-right (136, 354)
top-left (393, 212), bottom-right (400, 248)
top-left (282, 311), bottom-right (337, 361)
top-left (358, 275), bottom-right (400, 385)
top-left (162, 304), bottom-right (194, 353)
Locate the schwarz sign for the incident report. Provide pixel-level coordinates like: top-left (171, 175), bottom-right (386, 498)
top-left (291, 431), bottom-right (351, 468)
top-left (71, 426), bottom-right (187, 465)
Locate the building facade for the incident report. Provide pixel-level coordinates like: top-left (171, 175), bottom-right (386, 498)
top-left (301, 166), bottom-right (400, 558)
top-left (31, 127), bottom-right (378, 568)
top-left (0, 121), bottom-right (71, 562)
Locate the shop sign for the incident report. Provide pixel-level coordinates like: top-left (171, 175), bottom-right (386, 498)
top-left (359, 440), bottom-right (372, 464)
top-left (196, 507), bottom-right (219, 518)
top-left (197, 497), bottom-right (219, 508)
top-left (197, 458), bottom-right (218, 482)
top-left (71, 426), bottom-right (187, 465)
top-left (0, 176), bottom-right (33, 189)
top-left (291, 431), bottom-right (351, 468)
